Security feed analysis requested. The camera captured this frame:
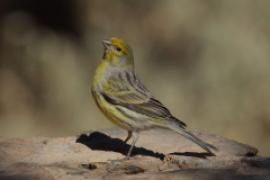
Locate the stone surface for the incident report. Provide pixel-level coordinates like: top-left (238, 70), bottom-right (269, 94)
top-left (0, 128), bottom-right (269, 179)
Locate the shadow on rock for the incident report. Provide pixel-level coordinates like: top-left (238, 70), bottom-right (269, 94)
top-left (76, 131), bottom-right (215, 160)
top-left (76, 131), bottom-right (165, 160)
top-left (169, 152), bottom-right (213, 159)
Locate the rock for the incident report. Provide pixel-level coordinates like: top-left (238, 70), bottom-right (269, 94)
top-left (0, 128), bottom-right (269, 179)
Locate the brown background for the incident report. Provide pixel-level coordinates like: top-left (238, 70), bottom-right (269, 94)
top-left (0, 0), bottom-right (269, 155)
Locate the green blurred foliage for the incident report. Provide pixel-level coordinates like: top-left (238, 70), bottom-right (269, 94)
top-left (0, 0), bottom-right (269, 155)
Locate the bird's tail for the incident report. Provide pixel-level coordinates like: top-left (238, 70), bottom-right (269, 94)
top-left (168, 117), bottom-right (217, 155)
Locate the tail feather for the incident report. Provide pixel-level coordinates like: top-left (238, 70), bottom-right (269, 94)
top-left (168, 117), bottom-right (217, 154)
top-left (178, 128), bottom-right (217, 154)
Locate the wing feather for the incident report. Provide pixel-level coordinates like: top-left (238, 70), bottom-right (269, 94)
top-left (100, 70), bottom-right (186, 127)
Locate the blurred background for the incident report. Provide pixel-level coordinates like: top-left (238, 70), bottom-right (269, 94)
top-left (0, 0), bottom-right (269, 155)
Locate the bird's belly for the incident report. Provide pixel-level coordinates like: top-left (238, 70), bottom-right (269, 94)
top-left (94, 94), bottom-right (133, 130)
top-left (94, 94), bottom-right (153, 131)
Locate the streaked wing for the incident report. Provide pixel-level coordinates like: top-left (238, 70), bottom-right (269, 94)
top-left (101, 70), bottom-right (182, 121)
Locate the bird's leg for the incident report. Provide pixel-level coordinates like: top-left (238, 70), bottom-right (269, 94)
top-left (126, 132), bottom-right (139, 159)
top-left (124, 130), bottom-right (132, 143)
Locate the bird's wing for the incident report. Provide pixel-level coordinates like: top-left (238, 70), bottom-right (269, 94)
top-left (101, 71), bottom-right (149, 104)
top-left (100, 70), bottom-right (186, 127)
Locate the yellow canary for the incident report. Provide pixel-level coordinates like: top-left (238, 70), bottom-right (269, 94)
top-left (91, 37), bottom-right (216, 157)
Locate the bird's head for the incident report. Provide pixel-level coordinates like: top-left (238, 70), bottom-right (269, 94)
top-left (102, 37), bottom-right (134, 67)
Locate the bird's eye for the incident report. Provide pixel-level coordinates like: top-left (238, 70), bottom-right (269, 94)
top-left (116, 47), bottom-right (122, 52)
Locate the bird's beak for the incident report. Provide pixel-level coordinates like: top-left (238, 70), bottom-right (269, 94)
top-left (102, 40), bottom-right (111, 49)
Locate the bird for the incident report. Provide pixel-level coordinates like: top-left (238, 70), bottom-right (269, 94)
top-left (91, 37), bottom-right (216, 158)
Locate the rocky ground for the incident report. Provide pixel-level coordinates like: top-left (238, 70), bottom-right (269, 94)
top-left (0, 128), bottom-right (269, 179)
